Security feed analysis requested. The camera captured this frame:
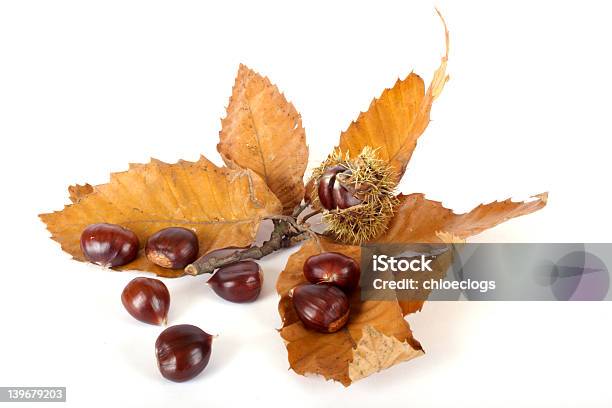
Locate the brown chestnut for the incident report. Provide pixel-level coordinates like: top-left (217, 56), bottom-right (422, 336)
top-left (155, 324), bottom-right (212, 382)
top-left (208, 261), bottom-right (263, 303)
top-left (145, 227), bottom-right (199, 269)
top-left (291, 284), bottom-right (350, 333)
top-left (80, 223), bottom-right (139, 267)
top-left (121, 277), bottom-right (170, 325)
top-left (317, 165), bottom-right (344, 210)
top-left (317, 166), bottom-right (362, 210)
top-left (303, 252), bottom-right (360, 292)
top-left (332, 177), bottom-right (362, 209)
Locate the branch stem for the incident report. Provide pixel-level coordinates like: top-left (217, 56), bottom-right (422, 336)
top-left (184, 205), bottom-right (311, 276)
top-left (300, 209), bottom-right (322, 224)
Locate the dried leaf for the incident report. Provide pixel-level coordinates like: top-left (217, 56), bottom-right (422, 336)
top-left (348, 325), bottom-right (424, 382)
top-left (276, 238), bottom-right (423, 386)
top-left (378, 192), bottom-right (548, 244)
top-left (336, 11), bottom-right (449, 182)
top-left (40, 156), bottom-right (282, 277)
top-left (219, 64), bottom-right (308, 215)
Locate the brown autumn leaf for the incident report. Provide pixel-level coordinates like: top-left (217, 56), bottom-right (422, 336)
top-left (219, 64), bottom-right (308, 215)
top-left (40, 156), bottom-right (281, 277)
top-left (336, 10), bottom-right (449, 182)
top-left (378, 192), bottom-right (548, 245)
top-left (276, 238), bottom-right (423, 386)
top-left (375, 192), bottom-right (548, 314)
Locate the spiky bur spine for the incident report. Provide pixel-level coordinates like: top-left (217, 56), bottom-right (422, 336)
top-left (308, 147), bottom-right (399, 244)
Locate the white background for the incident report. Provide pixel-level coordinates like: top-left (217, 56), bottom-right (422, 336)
top-left (1, 1), bottom-right (611, 407)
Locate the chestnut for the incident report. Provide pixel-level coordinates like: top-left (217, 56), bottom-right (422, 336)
top-left (208, 261), bottom-right (263, 303)
top-left (121, 277), bottom-right (170, 325)
top-left (145, 227), bottom-right (199, 269)
top-left (155, 324), bottom-right (213, 382)
top-left (303, 252), bottom-right (360, 292)
top-left (291, 284), bottom-right (350, 333)
top-left (317, 166), bottom-right (362, 210)
top-left (80, 223), bottom-right (139, 267)
top-left (332, 178), bottom-right (362, 209)
top-left (317, 165), bottom-right (344, 210)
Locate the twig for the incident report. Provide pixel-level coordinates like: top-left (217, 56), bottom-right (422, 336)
top-left (300, 209), bottom-right (322, 224)
top-left (292, 201), bottom-right (309, 218)
top-left (184, 204), bottom-right (312, 276)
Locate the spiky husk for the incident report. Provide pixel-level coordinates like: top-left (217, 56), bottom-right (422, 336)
top-left (309, 147), bottom-right (398, 244)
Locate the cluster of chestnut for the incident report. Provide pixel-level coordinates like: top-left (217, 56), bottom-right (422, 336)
top-left (80, 223), bottom-right (264, 382)
top-left (80, 223), bottom-right (264, 303)
top-left (79, 222), bottom-right (361, 381)
top-left (80, 223), bottom-right (198, 269)
top-left (121, 277), bottom-right (213, 382)
top-left (291, 252), bottom-right (360, 333)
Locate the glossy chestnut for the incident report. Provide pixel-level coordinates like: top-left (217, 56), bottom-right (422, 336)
top-left (317, 166), bottom-right (362, 210)
top-left (155, 324), bottom-right (212, 382)
top-left (145, 227), bottom-right (199, 269)
top-left (208, 261), bottom-right (263, 303)
top-left (80, 223), bottom-right (139, 267)
top-left (332, 176), bottom-right (362, 209)
top-left (303, 252), bottom-right (360, 292)
top-left (121, 277), bottom-right (170, 325)
top-left (291, 284), bottom-right (350, 333)
top-left (317, 165), bottom-right (344, 210)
